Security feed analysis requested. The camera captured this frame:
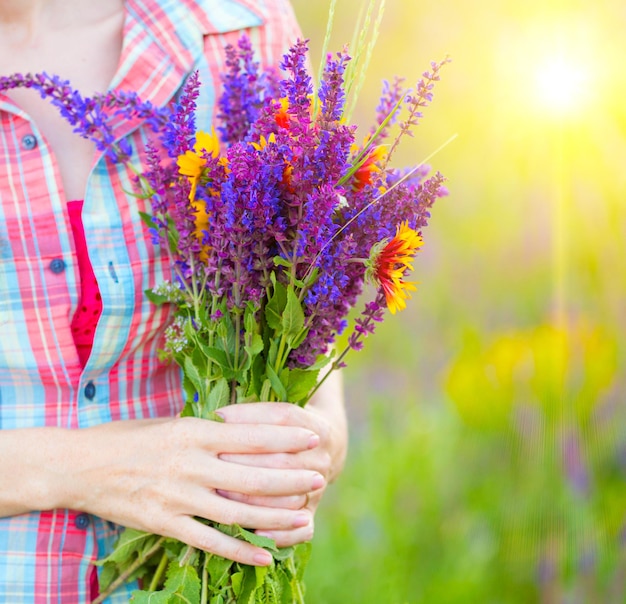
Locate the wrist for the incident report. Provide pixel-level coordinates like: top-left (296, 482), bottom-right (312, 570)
top-left (0, 427), bottom-right (78, 515)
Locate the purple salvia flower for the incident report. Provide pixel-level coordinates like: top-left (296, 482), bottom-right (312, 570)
top-left (0, 72), bottom-right (170, 163)
top-left (318, 49), bottom-right (350, 125)
top-left (370, 76), bottom-right (405, 140)
top-left (161, 71), bottom-right (200, 160)
top-left (217, 37), bottom-right (264, 145)
top-left (279, 39), bottom-right (313, 137)
top-left (348, 294), bottom-right (386, 352)
top-left (385, 56), bottom-right (451, 166)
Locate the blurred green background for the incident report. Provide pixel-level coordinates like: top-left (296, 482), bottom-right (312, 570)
top-left (289, 0), bottom-right (626, 602)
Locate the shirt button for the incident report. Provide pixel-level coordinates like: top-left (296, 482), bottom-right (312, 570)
top-left (21, 133), bottom-right (38, 151)
top-left (49, 258), bottom-right (66, 274)
top-left (84, 381), bottom-right (96, 400)
top-left (74, 513), bottom-right (90, 530)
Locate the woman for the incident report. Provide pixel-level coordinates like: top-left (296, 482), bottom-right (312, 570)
top-left (0, 0), bottom-right (348, 601)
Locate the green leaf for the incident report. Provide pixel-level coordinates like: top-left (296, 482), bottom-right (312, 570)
top-left (244, 302), bottom-right (259, 333)
top-left (275, 566), bottom-right (293, 604)
top-left (164, 562), bottom-right (201, 604)
top-left (182, 374), bottom-right (198, 411)
top-left (97, 529), bottom-right (156, 566)
top-left (130, 590), bottom-right (171, 603)
top-left (261, 571), bottom-right (281, 604)
top-left (286, 368), bottom-right (320, 403)
top-left (97, 561), bottom-right (118, 592)
top-left (191, 346), bottom-right (208, 375)
top-left (238, 565), bottom-right (258, 604)
top-left (144, 288), bottom-right (170, 306)
top-left (282, 287), bottom-right (305, 345)
top-left (183, 356), bottom-right (205, 396)
top-left (231, 571), bottom-right (243, 596)
top-left (267, 339), bottom-right (280, 369)
top-left (235, 526), bottom-right (279, 553)
top-left (216, 313), bottom-right (236, 355)
top-left (309, 351), bottom-right (335, 371)
top-left (265, 363), bottom-right (287, 402)
top-left (249, 353), bottom-right (265, 400)
top-left (255, 564), bottom-right (269, 588)
top-left (271, 546), bottom-right (295, 562)
top-left (167, 217), bottom-right (180, 255)
top-left (206, 554), bottom-right (233, 589)
top-left (290, 326), bottom-right (310, 351)
top-left (272, 256), bottom-right (292, 269)
top-left (179, 399), bottom-right (195, 418)
top-left (195, 343), bottom-right (231, 372)
top-left (244, 333), bottom-right (264, 359)
top-left (265, 281), bottom-right (287, 332)
top-left (206, 378), bottom-right (230, 412)
top-left (138, 210), bottom-right (158, 230)
top-left (294, 542), bottom-right (312, 581)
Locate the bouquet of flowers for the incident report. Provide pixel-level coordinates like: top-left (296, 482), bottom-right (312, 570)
top-left (1, 3), bottom-right (449, 601)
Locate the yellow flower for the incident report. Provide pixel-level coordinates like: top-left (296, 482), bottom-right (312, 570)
top-left (250, 132), bottom-right (276, 151)
top-left (367, 221), bottom-right (423, 314)
top-left (176, 127), bottom-right (220, 202)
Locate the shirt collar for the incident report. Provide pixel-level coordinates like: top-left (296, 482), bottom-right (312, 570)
top-left (107, 0), bottom-right (264, 144)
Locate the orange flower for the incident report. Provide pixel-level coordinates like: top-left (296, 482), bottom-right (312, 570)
top-left (367, 221), bottom-right (423, 314)
top-left (274, 98), bottom-right (290, 129)
top-left (176, 128), bottom-right (220, 202)
top-left (352, 145), bottom-right (387, 191)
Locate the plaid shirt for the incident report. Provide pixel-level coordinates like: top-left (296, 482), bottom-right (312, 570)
top-left (0, 1), bottom-right (300, 601)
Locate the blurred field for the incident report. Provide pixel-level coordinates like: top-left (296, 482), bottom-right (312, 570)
top-left (289, 0), bottom-right (626, 602)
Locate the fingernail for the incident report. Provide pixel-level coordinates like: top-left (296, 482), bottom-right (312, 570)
top-left (311, 473), bottom-right (325, 490)
top-left (293, 513), bottom-right (311, 528)
top-left (253, 552), bottom-right (273, 566)
top-left (308, 434), bottom-right (320, 449)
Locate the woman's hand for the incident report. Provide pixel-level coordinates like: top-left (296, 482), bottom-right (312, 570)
top-left (0, 416), bottom-right (325, 567)
top-left (216, 371), bottom-right (348, 547)
top-left (0, 373), bottom-right (346, 565)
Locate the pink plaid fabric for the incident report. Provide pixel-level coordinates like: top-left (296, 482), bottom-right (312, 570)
top-left (0, 1), bottom-right (301, 601)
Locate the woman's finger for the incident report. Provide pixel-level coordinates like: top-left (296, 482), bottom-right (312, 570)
top-left (215, 489), bottom-right (307, 511)
top-left (217, 403), bottom-right (315, 429)
top-left (201, 420), bottom-right (320, 455)
top-left (207, 461), bottom-right (325, 497)
top-left (173, 516), bottom-right (274, 566)
top-left (219, 452), bottom-right (307, 469)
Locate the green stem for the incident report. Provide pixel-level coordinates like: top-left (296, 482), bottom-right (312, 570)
top-left (201, 552), bottom-right (209, 604)
top-left (274, 334), bottom-right (287, 374)
top-left (148, 550), bottom-right (169, 591)
top-left (188, 254), bottom-right (202, 323)
top-left (286, 557), bottom-right (305, 604)
top-left (230, 312), bottom-right (242, 405)
top-left (92, 537), bottom-right (166, 604)
top-left (180, 544), bottom-right (196, 566)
